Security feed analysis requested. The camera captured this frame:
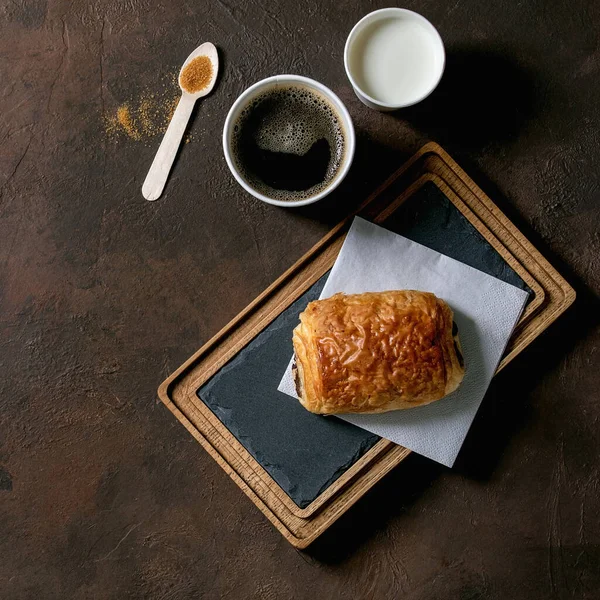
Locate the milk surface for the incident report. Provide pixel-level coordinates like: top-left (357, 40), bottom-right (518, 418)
top-left (348, 16), bottom-right (443, 105)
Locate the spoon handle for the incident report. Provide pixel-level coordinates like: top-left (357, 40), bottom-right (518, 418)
top-left (142, 94), bottom-right (195, 201)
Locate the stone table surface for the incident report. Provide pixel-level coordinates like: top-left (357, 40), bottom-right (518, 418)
top-left (1, 1), bottom-right (599, 598)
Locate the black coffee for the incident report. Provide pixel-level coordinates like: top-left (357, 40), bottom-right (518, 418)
top-left (231, 85), bottom-right (347, 202)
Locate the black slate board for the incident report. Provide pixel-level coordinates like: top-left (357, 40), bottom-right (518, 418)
top-left (198, 180), bottom-right (531, 509)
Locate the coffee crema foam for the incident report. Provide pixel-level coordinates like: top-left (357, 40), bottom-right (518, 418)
top-left (231, 85), bottom-right (347, 201)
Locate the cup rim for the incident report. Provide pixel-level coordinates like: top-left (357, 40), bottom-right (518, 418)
top-left (222, 74), bottom-right (356, 208)
top-left (344, 8), bottom-right (446, 110)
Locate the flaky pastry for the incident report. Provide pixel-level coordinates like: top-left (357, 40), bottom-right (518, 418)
top-left (292, 290), bottom-right (464, 414)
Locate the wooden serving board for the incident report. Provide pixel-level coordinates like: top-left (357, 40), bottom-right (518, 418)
top-left (158, 143), bottom-right (575, 548)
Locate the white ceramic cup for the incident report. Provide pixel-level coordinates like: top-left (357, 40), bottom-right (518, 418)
top-left (344, 8), bottom-right (445, 111)
top-left (223, 75), bottom-right (355, 207)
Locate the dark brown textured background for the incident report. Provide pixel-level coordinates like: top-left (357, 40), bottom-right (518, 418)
top-left (1, 0), bottom-right (599, 598)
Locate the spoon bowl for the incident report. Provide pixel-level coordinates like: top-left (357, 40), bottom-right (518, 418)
top-left (179, 42), bottom-right (219, 99)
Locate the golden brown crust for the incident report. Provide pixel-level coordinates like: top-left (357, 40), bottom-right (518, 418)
top-left (292, 291), bottom-right (465, 414)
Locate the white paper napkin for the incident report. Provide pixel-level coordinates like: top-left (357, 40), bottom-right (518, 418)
top-left (278, 217), bottom-right (529, 467)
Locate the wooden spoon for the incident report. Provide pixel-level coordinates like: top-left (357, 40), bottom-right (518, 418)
top-left (142, 42), bottom-right (219, 201)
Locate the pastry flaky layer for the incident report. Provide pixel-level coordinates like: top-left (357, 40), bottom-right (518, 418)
top-left (292, 290), bottom-right (465, 415)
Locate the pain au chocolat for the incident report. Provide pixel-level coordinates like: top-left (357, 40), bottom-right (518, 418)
top-left (292, 290), bottom-right (465, 414)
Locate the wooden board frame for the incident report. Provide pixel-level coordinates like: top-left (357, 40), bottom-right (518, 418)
top-left (158, 143), bottom-right (575, 548)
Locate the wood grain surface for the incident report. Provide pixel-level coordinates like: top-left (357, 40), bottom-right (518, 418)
top-left (159, 143), bottom-right (574, 547)
top-left (1, 1), bottom-right (599, 598)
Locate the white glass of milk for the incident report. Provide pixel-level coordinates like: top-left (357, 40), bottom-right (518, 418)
top-left (344, 8), bottom-right (445, 111)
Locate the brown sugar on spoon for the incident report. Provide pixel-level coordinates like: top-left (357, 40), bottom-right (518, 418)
top-left (180, 55), bottom-right (214, 93)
